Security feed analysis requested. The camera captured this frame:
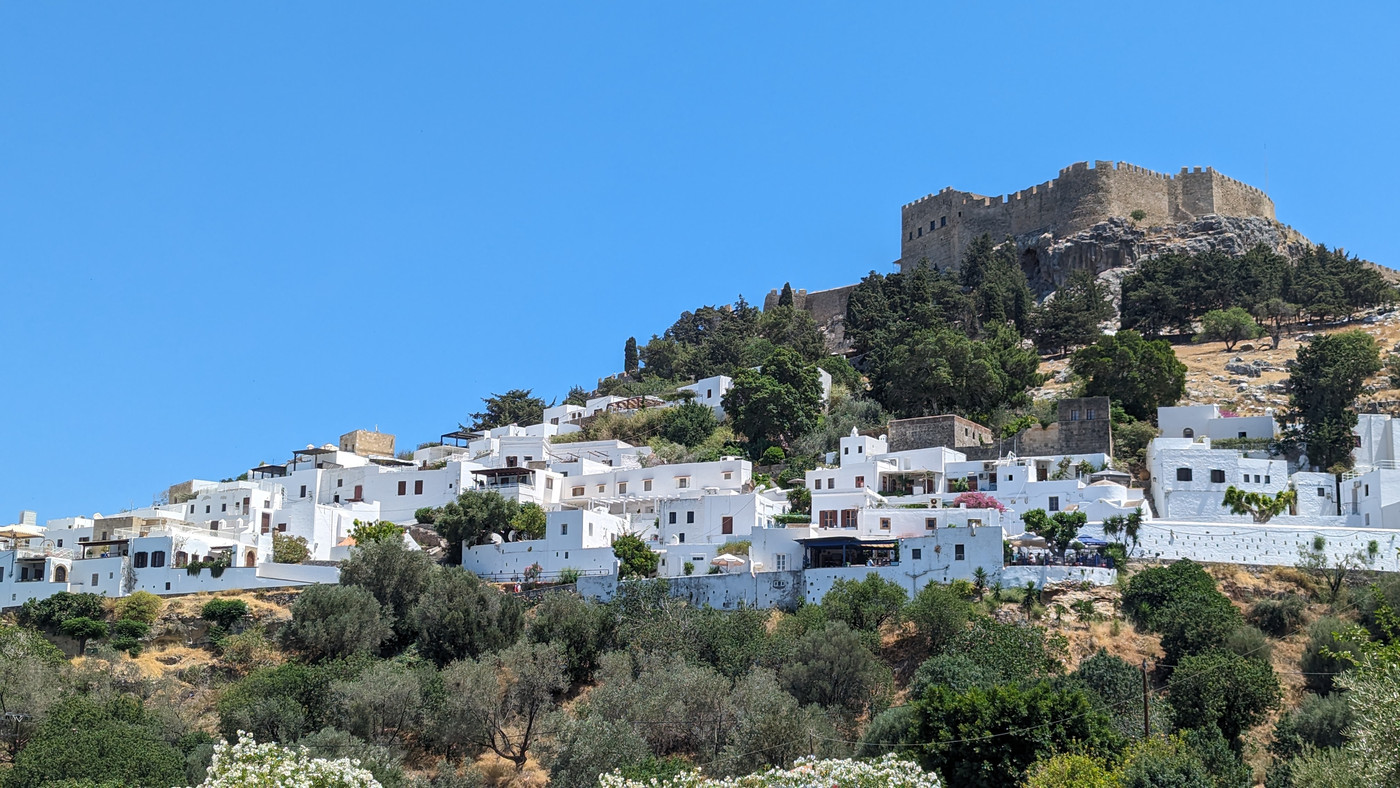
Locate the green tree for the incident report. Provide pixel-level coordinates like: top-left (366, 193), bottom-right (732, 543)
top-left (1071, 330), bottom-right (1187, 421)
top-left (723, 347), bottom-right (823, 449)
top-left (1025, 753), bottom-right (1117, 788)
top-left (433, 641), bottom-right (568, 769)
top-left (528, 591), bottom-right (609, 684)
top-left (114, 590), bottom-right (163, 623)
top-left (282, 584), bottom-right (391, 660)
top-left (660, 401), bottom-right (719, 447)
top-left (6, 695), bottom-right (186, 788)
top-left (1121, 559), bottom-right (1220, 630)
top-left (1022, 509), bottom-right (1087, 559)
top-left (1101, 507), bottom-right (1144, 556)
top-left (960, 235), bottom-right (1036, 335)
top-left (272, 532), bottom-right (310, 564)
top-left (910, 680), bottom-right (1115, 787)
top-left (758, 305), bottom-right (827, 363)
top-left (1167, 649), bottom-right (1281, 745)
top-left (348, 519), bottom-right (404, 544)
top-left (1155, 593), bottom-right (1244, 665)
top-left (868, 324), bottom-right (1041, 422)
top-left (1254, 297), bottom-right (1299, 350)
top-left (431, 489), bottom-right (522, 562)
top-left (778, 282), bottom-right (795, 307)
top-left (613, 533), bottom-right (659, 579)
top-left (329, 659), bottom-right (430, 748)
top-left (469, 388), bottom-right (546, 430)
top-left (0, 625), bottom-right (66, 759)
top-left (1279, 330), bottom-right (1381, 470)
top-left (59, 617), bottom-right (107, 654)
top-left (624, 336), bottom-right (639, 374)
top-left (1033, 269), bottom-right (1115, 355)
top-left (1222, 486), bottom-right (1297, 524)
top-left (339, 536), bottom-right (435, 644)
top-left (510, 502), bottom-right (548, 540)
top-left (821, 574), bottom-right (908, 635)
top-left (1196, 307), bottom-right (1263, 351)
top-left (17, 591), bottom-right (104, 631)
top-left (200, 598), bottom-right (250, 630)
top-left (778, 621), bottom-right (889, 717)
top-left (410, 567), bottom-right (524, 666)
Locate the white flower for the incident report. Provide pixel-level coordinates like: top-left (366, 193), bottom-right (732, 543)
top-left (194, 732), bottom-right (382, 788)
top-left (598, 754), bottom-right (942, 788)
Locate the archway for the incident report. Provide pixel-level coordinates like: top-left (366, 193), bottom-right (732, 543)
top-left (53, 565), bottom-right (67, 583)
top-left (245, 550), bottom-right (256, 567)
top-left (1183, 427), bottom-right (1195, 438)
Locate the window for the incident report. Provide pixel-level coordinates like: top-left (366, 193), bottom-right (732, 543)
top-left (1318, 487), bottom-right (1327, 497)
top-left (91, 573), bottom-right (99, 586)
top-left (1183, 428), bottom-right (1194, 438)
top-left (1366, 513), bottom-right (1372, 525)
top-left (968, 518), bottom-right (982, 528)
top-left (261, 513), bottom-right (271, 534)
top-left (941, 216), bottom-right (947, 227)
top-left (398, 481), bottom-right (407, 496)
top-left (1243, 475), bottom-right (1249, 483)
top-left (774, 554), bottom-right (787, 571)
top-left (819, 510), bottom-right (837, 528)
top-left (1210, 469), bottom-right (1226, 484)
top-left (189, 505), bottom-right (195, 514)
top-left (151, 551), bottom-right (166, 568)
top-left (560, 523), bottom-right (568, 536)
top-left (858, 445), bottom-right (864, 453)
top-left (814, 479), bottom-right (822, 490)
top-left (165, 582), bottom-right (171, 591)
top-left (1238, 431), bottom-right (1248, 439)
top-left (676, 477), bottom-right (690, 489)
top-left (722, 471), bottom-right (732, 480)
top-left (827, 477), bottom-right (835, 488)
top-left (205, 505), bottom-right (211, 514)
top-left (1365, 484), bottom-right (1370, 496)
top-left (855, 476), bottom-right (865, 488)
top-left (686, 511), bottom-right (695, 524)
top-left (588, 522), bottom-right (594, 537)
top-left (354, 484), bottom-right (363, 499)
top-left (572, 486), bottom-right (584, 497)
top-left (134, 552), bottom-right (148, 569)
top-left (1006, 474), bottom-right (1013, 482)
top-left (955, 544), bottom-right (965, 561)
top-left (841, 509), bottom-right (858, 528)
top-left (277, 523), bottom-right (287, 532)
top-left (879, 517), bottom-right (891, 530)
top-left (1176, 468), bottom-right (1192, 482)
top-left (706, 389), bottom-right (712, 398)
top-left (1070, 409), bottom-right (1080, 421)
top-left (911, 548), bottom-right (922, 560)
top-left (221, 503), bottom-right (227, 512)
top-left (333, 494), bottom-right (340, 503)
top-left (844, 447), bottom-right (849, 455)
top-left (56, 539), bottom-right (62, 547)
top-left (300, 485), bottom-right (307, 498)
top-left (722, 516), bottom-right (733, 535)
top-left (545, 478), bottom-right (554, 490)
top-left (643, 479), bottom-right (653, 492)
top-left (337, 478), bottom-right (343, 488)
top-left (618, 482), bottom-right (628, 495)
top-left (415, 480), bottom-right (424, 495)
top-left (925, 517), bottom-right (938, 530)
top-left (1048, 496), bottom-right (1059, 511)
top-left (506, 456), bottom-right (518, 467)
top-left (678, 533), bottom-right (685, 543)
top-left (1264, 475), bottom-right (1270, 484)
top-left (1086, 408), bottom-right (1096, 420)
top-left (597, 484), bottom-right (605, 493)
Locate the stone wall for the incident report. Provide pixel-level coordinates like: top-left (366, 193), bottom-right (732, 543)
top-left (887, 415), bottom-right (995, 453)
top-left (894, 398), bottom-right (1111, 459)
top-left (763, 284), bottom-right (859, 351)
top-left (339, 430), bottom-right (396, 457)
top-left (899, 161), bottom-right (1276, 271)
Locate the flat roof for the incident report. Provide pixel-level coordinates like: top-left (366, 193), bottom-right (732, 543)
top-left (471, 466), bottom-right (535, 477)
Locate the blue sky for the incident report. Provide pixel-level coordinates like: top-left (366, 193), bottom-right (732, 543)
top-left (2, 2), bottom-right (1396, 520)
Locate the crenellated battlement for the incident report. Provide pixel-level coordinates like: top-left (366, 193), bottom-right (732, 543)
top-left (899, 160), bottom-right (1276, 270)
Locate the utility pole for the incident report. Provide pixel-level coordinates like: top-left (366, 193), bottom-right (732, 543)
top-left (1141, 659), bottom-right (1151, 737)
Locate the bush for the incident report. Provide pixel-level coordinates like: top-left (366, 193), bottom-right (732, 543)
top-left (1121, 559), bottom-right (1218, 630)
top-left (410, 567), bottom-right (524, 667)
top-left (272, 532), bottom-right (311, 564)
top-left (659, 402), bottom-right (720, 448)
top-left (339, 537), bottom-right (435, 644)
top-left (5, 695), bottom-right (186, 788)
top-left (528, 591), bottom-right (608, 684)
top-left (412, 506), bottom-right (437, 525)
top-left (1300, 615), bottom-right (1366, 695)
top-left (1156, 592), bottom-right (1243, 665)
top-left (1248, 595), bottom-right (1308, 638)
top-left (778, 621), bottom-right (888, 716)
top-left (1166, 650), bottom-right (1280, 744)
top-left (201, 599), bottom-right (250, 630)
top-left (904, 582), bottom-right (973, 656)
top-left (1225, 624), bottom-right (1272, 662)
top-left (109, 619), bottom-right (150, 655)
top-left (821, 573), bottom-right (907, 634)
top-left (282, 584), bottom-right (392, 661)
top-left (1269, 692), bottom-right (1352, 760)
top-left (114, 591), bottom-right (163, 623)
top-left (613, 534), bottom-right (658, 579)
top-left (17, 592), bottom-right (104, 631)
top-left (760, 446), bottom-right (787, 465)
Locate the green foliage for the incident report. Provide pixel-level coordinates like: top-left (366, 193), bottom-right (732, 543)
top-left (1225, 624), bottom-right (1273, 662)
top-left (1100, 508), bottom-right (1144, 556)
top-left (1022, 508), bottom-right (1087, 557)
top-left (821, 573), bottom-right (907, 634)
top-left (200, 598), bottom-right (250, 629)
top-left (430, 489), bottom-right (522, 563)
top-left (282, 584), bottom-right (392, 660)
top-left (1025, 753), bottom-right (1118, 788)
top-left (59, 616), bottom-right (107, 652)
top-left (1071, 329), bottom-right (1187, 421)
top-left (1280, 330), bottom-right (1382, 470)
top-left (624, 336), bottom-right (639, 373)
top-left (1167, 649), bottom-right (1281, 744)
top-left (904, 582), bottom-right (973, 655)
top-left (613, 533), bottom-right (659, 579)
top-left (778, 621), bottom-right (889, 716)
top-left (1155, 592), bottom-right (1244, 666)
top-left (910, 679), bottom-right (1115, 787)
top-left (217, 659), bottom-right (368, 741)
top-left (469, 388), bottom-right (546, 430)
top-left (1121, 559), bottom-right (1220, 630)
top-left (909, 652), bottom-right (997, 697)
top-left (1270, 692), bottom-right (1353, 761)
top-left (510, 502), bottom-right (548, 540)
top-left (349, 519), bottom-right (405, 545)
top-left (109, 619), bottom-right (151, 654)
top-left (659, 401), bottom-right (720, 447)
top-left (1249, 595), bottom-right (1307, 638)
top-left (723, 347), bottom-right (823, 449)
top-left (1222, 486), bottom-right (1297, 523)
top-left (637, 297), bottom-right (763, 381)
top-left (951, 616), bottom-right (1066, 683)
top-left (1300, 616), bottom-right (1367, 695)
top-left (759, 445), bottom-right (786, 465)
top-left (1115, 734), bottom-right (1217, 788)
top-left (270, 531), bottom-right (309, 564)
top-left (1130, 209), bottom-right (1147, 222)
top-left (1033, 269), bottom-right (1115, 354)
top-left (1072, 649), bottom-right (1157, 739)
top-left (113, 590), bottom-right (163, 623)
top-left (757, 305), bottom-right (827, 363)
top-left (299, 727), bottom-right (407, 787)
top-left (0, 624), bottom-right (67, 759)
top-left (867, 323), bottom-right (1042, 423)
top-left (432, 641), bottom-right (567, 768)
top-left (410, 567), bottom-right (524, 667)
top-left (330, 659), bottom-right (432, 749)
top-left (339, 536), bottom-right (436, 644)
top-left (17, 591), bottom-right (104, 631)
top-left (5, 695), bottom-right (186, 788)
top-left (413, 506), bottom-right (438, 525)
top-left (1196, 307), bottom-right (1264, 350)
top-left (817, 355), bottom-right (863, 392)
top-left (528, 591), bottom-right (609, 684)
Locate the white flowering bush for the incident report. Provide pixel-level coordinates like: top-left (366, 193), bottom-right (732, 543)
top-left (196, 733), bottom-right (382, 788)
top-left (599, 754), bottom-right (942, 788)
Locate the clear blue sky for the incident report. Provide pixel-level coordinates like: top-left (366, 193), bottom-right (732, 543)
top-left (2, 2), bottom-right (1396, 521)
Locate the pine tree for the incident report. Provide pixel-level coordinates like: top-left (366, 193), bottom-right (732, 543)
top-left (778, 282), bottom-right (795, 307)
top-left (623, 336), bottom-right (638, 373)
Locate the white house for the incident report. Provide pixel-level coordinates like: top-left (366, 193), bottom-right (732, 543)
top-left (1158, 404), bottom-right (1277, 442)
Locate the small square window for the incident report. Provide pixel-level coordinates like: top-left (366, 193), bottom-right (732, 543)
top-left (336, 479), bottom-right (343, 488)
top-left (1210, 469), bottom-right (1226, 484)
top-left (879, 517), bottom-right (891, 530)
top-left (1317, 487), bottom-right (1327, 497)
top-left (955, 544), bottom-right (965, 560)
top-left (1254, 475), bottom-right (1261, 483)
top-left (723, 471), bottom-right (732, 480)
top-left (925, 517), bottom-right (937, 530)
top-left (1264, 475), bottom-right (1270, 484)
top-left (1070, 410), bottom-right (1080, 421)
top-left (668, 512), bottom-right (677, 524)
top-left (597, 484), bottom-right (605, 493)
top-left (814, 479), bottom-right (822, 490)
top-left (1176, 468), bottom-right (1192, 482)
top-left (618, 482), bottom-right (628, 494)
top-left (644, 480), bottom-right (653, 492)
top-left (911, 548), bottom-right (922, 560)
top-left (572, 487), bottom-right (584, 497)
top-left (855, 476), bottom-right (865, 488)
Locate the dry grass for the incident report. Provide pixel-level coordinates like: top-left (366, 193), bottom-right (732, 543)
top-left (160, 588), bottom-right (297, 621)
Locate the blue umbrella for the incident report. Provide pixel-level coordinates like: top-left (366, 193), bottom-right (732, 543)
top-left (1076, 534), bottom-right (1109, 547)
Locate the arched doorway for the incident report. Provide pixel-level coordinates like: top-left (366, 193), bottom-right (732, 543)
top-left (1183, 428), bottom-right (1194, 438)
top-left (245, 550), bottom-right (256, 567)
top-left (53, 565), bottom-right (67, 583)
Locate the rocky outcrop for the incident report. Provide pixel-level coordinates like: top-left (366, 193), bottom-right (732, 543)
top-left (1018, 215), bottom-right (1314, 292)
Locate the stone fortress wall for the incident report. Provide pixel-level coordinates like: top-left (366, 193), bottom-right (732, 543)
top-left (899, 161), bottom-right (1276, 271)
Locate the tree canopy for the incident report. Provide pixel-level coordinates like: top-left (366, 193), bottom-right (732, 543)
top-left (1071, 330), bottom-right (1186, 422)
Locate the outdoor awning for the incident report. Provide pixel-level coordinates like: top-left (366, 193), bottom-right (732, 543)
top-left (795, 536), bottom-right (898, 549)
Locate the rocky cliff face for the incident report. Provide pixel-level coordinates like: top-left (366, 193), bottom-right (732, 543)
top-left (1018, 215), bottom-right (1314, 293)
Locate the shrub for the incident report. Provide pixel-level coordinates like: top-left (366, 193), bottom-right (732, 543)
top-left (17, 592), bottom-right (104, 631)
top-left (410, 567), bottom-right (524, 667)
top-left (339, 537), bottom-right (435, 644)
top-left (1166, 650), bottom-right (1280, 744)
top-left (528, 591), bottom-right (608, 684)
top-left (1248, 595), bottom-right (1307, 638)
top-left (272, 532), bottom-right (310, 564)
top-left (1300, 615), bottom-right (1366, 695)
top-left (821, 574), bottom-right (906, 635)
top-left (557, 567), bottom-right (582, 585)
top-left (109, 619), bottom-right (150, 655)
top-left (660, 402), bottom-right (720, 448)
top-left (1269, 692), bottom-right (1352, 760)
top-left (282, 585), bottom-right (392, 661)
top-left (1155, 592), bottom-right (1243, 665)
top-left (412, 506), bottom-right (437, 525)
top-left (1121, 559), bottom-right (1219, 630)
top-left (5, 695), bottom-right (185, 788)
top-left (683, 561), bottom-right (695, 576)
top-left (1225, 624), bottom-right (1272, 662)
top-left (904, 582), bottom-right (973, 655)
top-left (59, 617), bottom-right (107, 653)
top-left (760, 446), bottom-right (787, 465)
top-left (348, 519), bottom-right (404, 545)
top-left (196, 734), bottom-right (378, 787)
top-left (613, 534), bottom-right (658, 579)
top-left (778, 621), bottom-right (888, 716)
top-left (201, 599), bottom-right (250, 629)
top-left (114, 591), bottom-right (163, 623)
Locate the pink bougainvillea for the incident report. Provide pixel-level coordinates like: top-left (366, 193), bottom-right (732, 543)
top-left (952, 491), bottom-right (1006, 512)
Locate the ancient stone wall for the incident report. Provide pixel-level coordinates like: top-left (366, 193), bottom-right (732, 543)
top-left (899, 162), bottom-right (1276, 271)
top-left (887, 415), bottom-right (994, 453)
